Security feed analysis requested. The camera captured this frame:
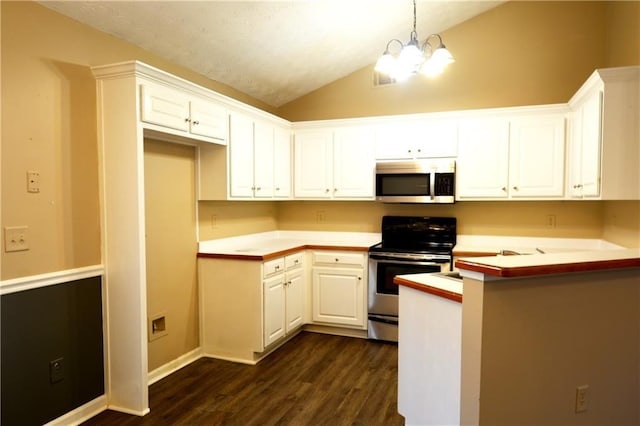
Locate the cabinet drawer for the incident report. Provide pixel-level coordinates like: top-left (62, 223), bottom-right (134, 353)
top-left (263, 258), bottom-right (285, 278)
top-left (285, 252), bottom-right (304, 270)
top-left (312, 251), bottom-right (366, 267)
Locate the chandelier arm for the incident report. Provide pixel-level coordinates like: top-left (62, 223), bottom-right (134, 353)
top-left (385, 38), bottom-right (405, 53)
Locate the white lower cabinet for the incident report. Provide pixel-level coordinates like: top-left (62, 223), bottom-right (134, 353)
top-left (263, 253), bottom-right (304, 347)
top-left (311, 251), bottom-right (367, 329)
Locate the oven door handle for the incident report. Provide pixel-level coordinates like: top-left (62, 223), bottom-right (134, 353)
top-left (369, 254), bottom-right (450, 265)
top-left (368, 314), bottom-right (399, 326)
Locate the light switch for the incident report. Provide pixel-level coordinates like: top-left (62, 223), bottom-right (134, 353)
top-left (4, 226), bottom-right (29, 252)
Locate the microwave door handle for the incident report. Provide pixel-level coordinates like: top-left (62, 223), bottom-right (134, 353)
top-left (429, 171), bottom-right (435, 200)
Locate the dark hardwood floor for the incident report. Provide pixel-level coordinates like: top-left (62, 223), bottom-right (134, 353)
top-left (82, 332), bottom-right (404, 425)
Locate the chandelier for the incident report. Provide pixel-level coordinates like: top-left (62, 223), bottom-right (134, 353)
top-left (375, 0), bottom-right (455, 81)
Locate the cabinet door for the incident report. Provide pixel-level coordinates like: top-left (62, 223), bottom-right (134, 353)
top-left (264, 274), bottom-right (286, 347)
top-left (567, 109), bottom-right (584, 198)
top-left (333, 127), bottom-right (375, 198)
top-left (253, 121), bottom-right (275, 198)
top-left (285, 269), bottom-right (304, 333)
top-left (312, 267), bottom-right (365, 327)
top-left (375, 122), bottom-right (417, 160)
top-left (509, 115), bottom-right (565, 198)
top-left (457, 119), bottom-right (510, 199)
top-left (273, 126), bottom-right (292, 198)
top-left (140, 84), bottom-right (190, 132)
top-left (294, 130), bottom-right (333, 198)
top-left (190, 98), bottom-right (227, 141)
top-left (415, 120), bottom-right (458, 158)
top-left (579, 91), bottom-right (603, 197)
top-left (229, 113), bottom-right (255, 198)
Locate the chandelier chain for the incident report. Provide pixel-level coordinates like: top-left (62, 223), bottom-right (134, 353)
top-left (412, 0), bottom-right (417, 38)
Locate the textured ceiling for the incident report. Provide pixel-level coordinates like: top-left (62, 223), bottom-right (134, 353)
top-left (40, 1), bottom-right (503, 107)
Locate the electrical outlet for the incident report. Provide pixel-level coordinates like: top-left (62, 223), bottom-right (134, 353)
top-left (211, 214), bottom-right (218, 229)
top-left (575, 385), bottom-right (589, 413)
top-left (316, 210), bottom-right (326, 223)
top-left (49, 357), bottom-right (64, 383)
top-left (545, 214), bottom-right (557, 228)
top-left (4, 226), bottom-right (29, 252)
top-left (27, 171), bottom-right (41, 193)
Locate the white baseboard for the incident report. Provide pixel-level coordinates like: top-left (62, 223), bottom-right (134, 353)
top-left (148, 347), bottom-right (203, 385)
top-left (44, 395), bottom-right (107, 426)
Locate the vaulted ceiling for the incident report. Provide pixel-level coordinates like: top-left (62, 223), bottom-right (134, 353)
top-left (40, 1), bottom-right (504, 107)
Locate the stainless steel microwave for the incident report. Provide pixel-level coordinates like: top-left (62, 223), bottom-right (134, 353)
top-left (375, 159), bottom-right (455, 203)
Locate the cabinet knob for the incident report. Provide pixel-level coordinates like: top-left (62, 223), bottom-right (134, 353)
top-left (184, 118), bottom-right (191, 123)
top-left (257, 187), bottom-right (262, 191)
top-left (325, 188), bottom-right (330, 193)
top-left (358, 277), bottom-right (362, 281)
top-left (275, 187), bottom-right (280, 191)
top-left (408, 149), bottom-right (412, 153)
top-left (335, 258), bottom-right (339, 262)
top-left (275, 265), bottom-right (280, 270)
top-left (502, 187), bottom-right (507, 192)
top-left (294, 259), bottom-right (299, 264)
top-left (513, 186), bottom-right (519, 191)
top-left (192, 120), bottom-right (199, 125)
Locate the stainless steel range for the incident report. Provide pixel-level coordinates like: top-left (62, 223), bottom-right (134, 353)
top-left (367, 216), bottom-right (457, 342)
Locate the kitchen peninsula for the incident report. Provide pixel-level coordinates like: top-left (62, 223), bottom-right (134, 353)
top-left (397, 248), bottom-right (640, 425)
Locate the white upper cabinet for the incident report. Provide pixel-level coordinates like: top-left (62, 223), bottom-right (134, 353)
top-left (509, 115), bottom-right (565, 198)
top-left (375, 119), bottom-right (457, 160)
top-left (333, 127), bottom-right (375, 198)
top-left (457, 109), bottom-right (566, 200)
top-left (140, 82), bottom-right (227, 142)
top-left (568, 66), bottom-right (639, 200)
top-left (253, 120), bottom-right (276, 198)
top-left (294, 129), bottom-right (334, 198)
top-left (273, 126), bottom-right (292, 198)
top-left (228, 112), bottom-right (256, 198)
top-left (226, 112), bottom-right (292, 200)
top-left (294, 126), bottom-right (375, 199)
top-left (189, 97), bottom-right (228, 141)
top-left (457, 118), bottom-right (510, 199)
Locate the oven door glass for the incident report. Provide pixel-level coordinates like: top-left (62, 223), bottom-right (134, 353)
top-left (376, 261), bottom-right (442, 296)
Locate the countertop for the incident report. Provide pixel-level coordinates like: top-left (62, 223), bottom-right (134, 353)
top-left (452, 235), bottom-right (622, 257)
top-left (198, 230), bottom-right (381, 260)
top-left (455, 248), bottom-right (640, 279)
top-left (394, 272), bottom-right (463, 303)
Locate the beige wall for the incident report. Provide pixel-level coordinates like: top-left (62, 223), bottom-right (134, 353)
top-left (144, 140), bottom-right (199, 372)
top-left (276, 201), bottom-right (605, 239)
top-left (461, 269), bottom-right (640, 425)
top-left (276, 1), bottom-right (612, 121)
top-left (2, 0), bottom-right (639, 282)
top-left (0, 1), bottom-right (274, 280)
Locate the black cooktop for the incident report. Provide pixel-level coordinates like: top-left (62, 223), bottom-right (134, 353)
top-left (370, 216), bottom-right (457, 254)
